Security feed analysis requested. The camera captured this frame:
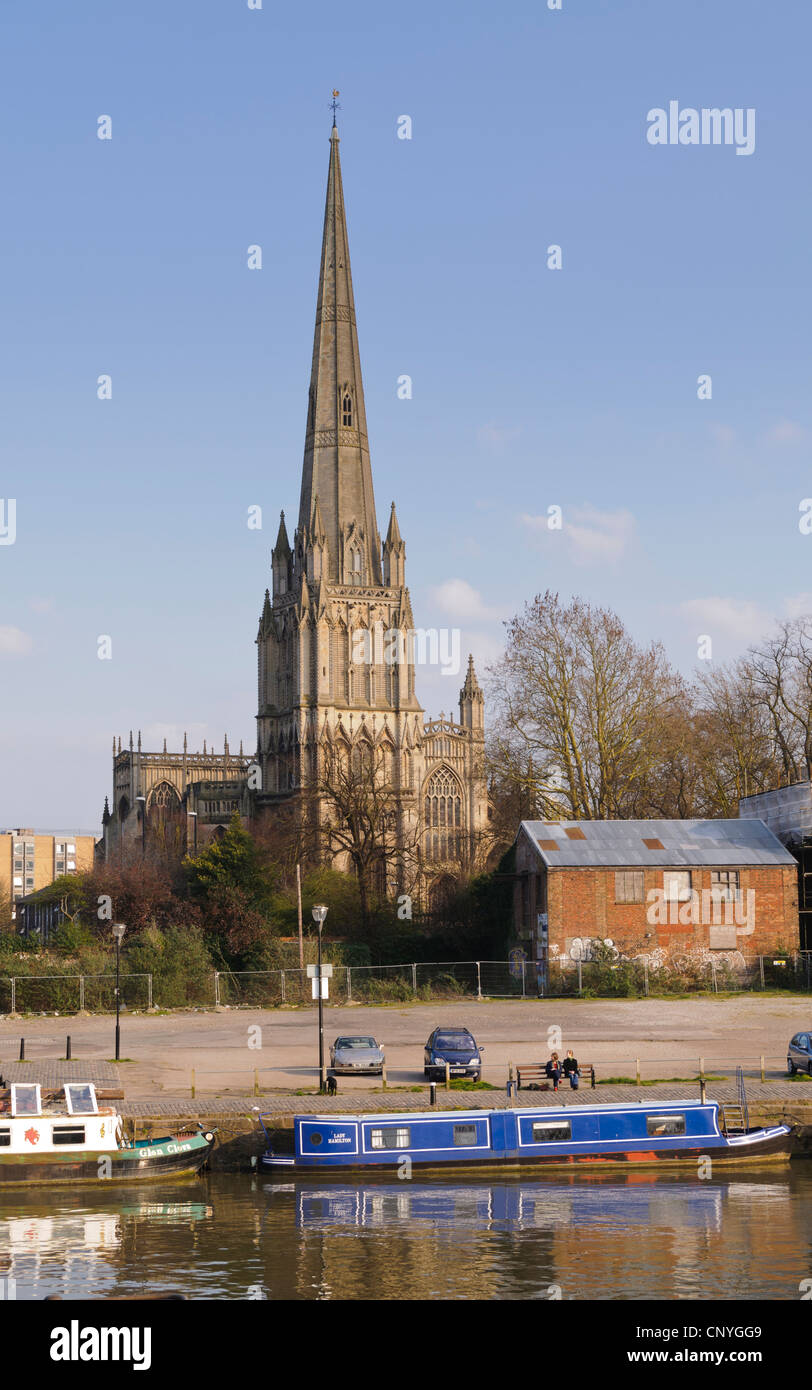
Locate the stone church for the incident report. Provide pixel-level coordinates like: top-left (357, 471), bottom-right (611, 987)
top-left (100, 122), bottom-right (491, 904)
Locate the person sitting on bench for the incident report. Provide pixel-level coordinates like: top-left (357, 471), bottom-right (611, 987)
top-left (545, 1052), bottom-right (562, 1091)
top-left (563, 1050), bottom-right (580, 1089)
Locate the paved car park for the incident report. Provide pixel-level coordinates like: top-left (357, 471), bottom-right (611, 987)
top-left (2, 996), bottom-right (812, 1098)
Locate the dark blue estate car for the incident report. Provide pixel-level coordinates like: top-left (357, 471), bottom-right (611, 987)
top-left (424, 1027), bottom-right (483, 1082)
top-left (787, 1031), bottom-right (812, 1076)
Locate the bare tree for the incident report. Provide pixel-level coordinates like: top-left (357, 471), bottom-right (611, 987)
top-left (312, 741), bottom-right (419, 929)
top-left (747, 619), bottom-right (812, 783)
top-left (488, 592), bottom-right (686, 820)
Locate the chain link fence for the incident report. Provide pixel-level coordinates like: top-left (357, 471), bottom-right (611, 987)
top-left (0, 973), bottom-right (152, 1015)
top-left (547, 950), bottom-right (812, 998)
top-left (0, 954), bottom-right (810, 1015)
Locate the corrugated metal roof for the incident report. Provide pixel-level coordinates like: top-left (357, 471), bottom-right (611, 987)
top-left (517, 818), bottom-right (796, 868)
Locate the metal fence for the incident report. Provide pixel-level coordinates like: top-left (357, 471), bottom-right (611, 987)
top-left (0, 954), bottom-right (810, 1016)
top-left (214, 952), bottom-right (812, 1007)
top-left (547, 950), bottom-right (812, 998)
top-left (0, 973), bottom-right (152, 1015)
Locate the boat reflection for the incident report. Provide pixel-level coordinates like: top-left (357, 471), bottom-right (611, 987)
top-left (270, 1170), bottom-right (795, 1237)
top-left (0, 1191), bottom-right (213, 1299)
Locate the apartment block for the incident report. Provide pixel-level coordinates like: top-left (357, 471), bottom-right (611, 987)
top-left (0, 829), bottom-right (96, 924)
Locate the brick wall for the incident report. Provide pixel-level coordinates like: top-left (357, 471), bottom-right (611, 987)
top-left (546, 864), bottom-right (799, 957)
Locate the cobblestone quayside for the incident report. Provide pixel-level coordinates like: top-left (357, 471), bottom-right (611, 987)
top-left (116, 1080), bottom-right (811, 1118)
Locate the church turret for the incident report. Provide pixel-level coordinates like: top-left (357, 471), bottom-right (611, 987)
top-left (383, 501), bottom-right (406, 587)
top-left (306, 495), bottom-right (329, 584)
top-left (102, 796), bottom-right (111, 826)
top-left (258, 588), bottom-right (273, 639)
top-left (272, 511), bottom-right (292, 598)
top-left (459, 654), bottom-right (484, 732)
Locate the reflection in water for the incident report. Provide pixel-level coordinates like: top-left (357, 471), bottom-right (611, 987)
top-left (0, 1169), bottom-right (810, 1300)
top-left (289, 1180), bottom-right (728, 1234)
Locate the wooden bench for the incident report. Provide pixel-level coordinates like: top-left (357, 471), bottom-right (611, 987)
top-left (516, 1063), bottom-right (595, 1090)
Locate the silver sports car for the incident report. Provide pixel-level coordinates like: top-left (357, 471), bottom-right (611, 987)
top-left (329, 1035), bottom-right (385, 1075)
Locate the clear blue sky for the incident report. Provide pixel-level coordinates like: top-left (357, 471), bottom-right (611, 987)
top-left (2, 0), bottom-right (811, 829)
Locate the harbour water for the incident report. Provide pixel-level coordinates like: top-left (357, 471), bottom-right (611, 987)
top-left (2, 1167), bottom-right (811, 1301)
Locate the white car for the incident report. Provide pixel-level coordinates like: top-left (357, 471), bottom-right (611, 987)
top-left (329, 1035), bottom-right (385, 1075)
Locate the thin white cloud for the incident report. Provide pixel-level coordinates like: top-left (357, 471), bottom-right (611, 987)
top-left (567, 505), bottom-right (635, 566)
top-left (709, 423), bottom-right (736, 447)
top-left (521, 505), bottom-right (635, 566)
top-left (783, 593), bottom-right (812, 620)
top-left (0, 626), bottom-right (33, 657)
top-left (677, 597), bottom-right (772, 645)
top-left (477, 422), bottom-right (520, 453)
top-left (431, 578), bottom-right (503, 622)
top-left (766, 420), bottom-right (805, 445)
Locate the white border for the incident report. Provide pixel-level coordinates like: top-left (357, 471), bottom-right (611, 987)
top-left (10, 1083), bottom-right (41, 1118)
top-left (64, 1082), bottom-right (99, 1116)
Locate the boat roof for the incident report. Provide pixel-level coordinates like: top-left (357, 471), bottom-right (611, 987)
top-left (288, 1100), bottom-right (716, 1123)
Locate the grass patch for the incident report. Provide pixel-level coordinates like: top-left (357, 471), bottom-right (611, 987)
top-left (105, 1058), bottom-right (136, 1063)
top-left (782, 1072), bottom-right (812, 1081)
top-left (448, 1079), bottom-right (496, 1091)
top-left (597, 1075), bottom-right (726, 1086)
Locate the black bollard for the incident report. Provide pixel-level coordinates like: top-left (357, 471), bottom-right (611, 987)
top-left (429, 1082), bottom-right (436, 1107)
top-left (66, 1035), bottom-right (72, 1061)
top-left (19, 1038), bottom-right (24, 1061)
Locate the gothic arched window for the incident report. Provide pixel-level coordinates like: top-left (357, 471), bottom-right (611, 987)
top-left (342, 393), bottom-right (353, 427)
top-left (150, 781), bottom-right (180, 812)
top-left (424, 768), bottom-right (463, 862)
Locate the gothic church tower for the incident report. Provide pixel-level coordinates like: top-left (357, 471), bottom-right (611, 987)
top-left (255, 124), bottom-right (490, 899)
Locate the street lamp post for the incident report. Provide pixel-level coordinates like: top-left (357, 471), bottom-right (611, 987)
top-left (187, 809), bottom-right (198, 856)
top-left (312, 904), bottom-right (328, 1091)
top-left (136, 795), bottom-right (146, 858)
top-left (111, 922), bottom-right (126, 1061)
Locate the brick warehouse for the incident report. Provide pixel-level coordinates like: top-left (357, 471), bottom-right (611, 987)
top-left (512, 819), bottom-right (799, 970)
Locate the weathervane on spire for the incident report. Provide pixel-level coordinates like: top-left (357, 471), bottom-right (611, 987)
top-left (330, 89), bottom-right (341, 127)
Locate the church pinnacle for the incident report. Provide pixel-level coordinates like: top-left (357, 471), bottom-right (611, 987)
top-left (297, 122), bottom-right (382, 586)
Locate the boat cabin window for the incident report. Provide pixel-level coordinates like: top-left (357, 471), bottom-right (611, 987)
top-left (646, 1114), bottom-right (686, 1137)
top-left (10, 1084), bottom-right (41, 1117)
top-left (370, 1126), bottom-right (410, 1150)
top-left (64, 1083), bottom-right (98, 1116)
top-left (52, 1125), bottom-right (86, 1145)
top-left (453, 1124), bottom-right (478, 1146)
top-left (0, 1128), bottom-right (10, 1148)
top-left (531, 1119), bottom-right (571, 1143)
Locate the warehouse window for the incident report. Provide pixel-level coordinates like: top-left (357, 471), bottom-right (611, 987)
top-left (711, 869), bottom-right (740, 901)
top-left (664, 870), bottom-right (692, 901)
top-left (615, 871), bottom-right (644, 903)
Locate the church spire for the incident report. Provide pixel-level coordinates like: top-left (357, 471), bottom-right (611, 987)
top-left (383, 501), bottom-right (405, 587)
top-left (297, 123), bottom-right (382, 585)
top-left (459, 654), bottom-right (484, 732)
top-left (271, 512), bottom-right (291, 599)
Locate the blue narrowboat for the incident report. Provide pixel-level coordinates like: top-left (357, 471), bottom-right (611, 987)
top-left (259, 1100), bottom-right (792, 1174)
